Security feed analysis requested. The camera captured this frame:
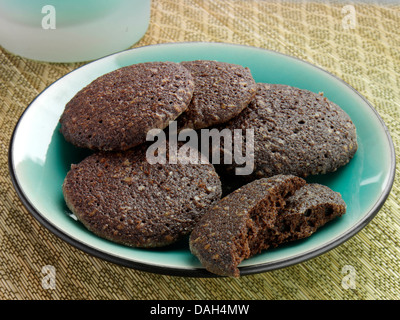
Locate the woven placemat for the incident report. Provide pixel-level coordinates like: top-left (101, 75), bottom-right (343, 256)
top-left (1, 0), bottom-right (399, 300)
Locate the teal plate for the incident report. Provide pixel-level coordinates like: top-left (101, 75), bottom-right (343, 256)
top-left (9, 42), bottom-right (395, 277)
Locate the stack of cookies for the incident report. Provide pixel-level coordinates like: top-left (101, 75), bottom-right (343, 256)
top-left (60, 60), bottom-right (357, 277)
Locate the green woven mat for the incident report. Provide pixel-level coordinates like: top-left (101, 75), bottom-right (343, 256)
top-left (1, 0), bottom-right (399, 300)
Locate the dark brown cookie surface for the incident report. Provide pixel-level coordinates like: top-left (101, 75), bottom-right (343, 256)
top-left (62, 143), bottom-right (222, 248)
top-left (60, 61), bottom-right (195, 151)
top-left (269, 183), bottom-right (346, 245)
top-left (217, 83), bottom-right (358, 181)
top-left (189, 175), bottom-right (346, 277)
top-left (189, 175), bottom-right (306, 277)
top-left (177, 60), bottom-right (257, 130)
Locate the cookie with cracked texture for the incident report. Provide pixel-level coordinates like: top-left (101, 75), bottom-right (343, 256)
top-left (177, 60), bottom-right (257, 130)
top-left (189, 175), bottom-right (306, 277)
top-left (268, 183), bottom-right (346, 246)
top-left (189, 175), bottom-right (346, 277)
top-left (60, 61), bottom-right (195, 151)
top-left (216, 83), bottom-right (358, 181)
top-left (62, 143), bottom-right (222, 248)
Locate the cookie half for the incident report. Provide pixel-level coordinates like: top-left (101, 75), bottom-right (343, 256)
top-left (60, 61), bottom-right (195, 151)
top-left (268, 183), bottom-right (346, 246)
top-left (189, 175), bottom-right (346, 277)
top-left (189, 175), bottom-right (306, 277)
top-left (217, 83), bottom-right (358, 181)
top-left (62, 143), bottom-right (222, 248)
top-left (178, 60), bottom-right (257, 129)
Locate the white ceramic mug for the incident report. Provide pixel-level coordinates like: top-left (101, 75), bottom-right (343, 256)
top-left (0, 0), bottom-right (151, 62)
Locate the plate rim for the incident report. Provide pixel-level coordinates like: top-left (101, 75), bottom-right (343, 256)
top-left (8, 41), bottom-right (396, 277)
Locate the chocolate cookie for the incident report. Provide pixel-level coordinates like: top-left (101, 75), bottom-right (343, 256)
top-left (216, 83), bottom-right (358, 181)
top-left (189, 175), bottom-right (346, 277)
top-left (60, 61), bottom-right (195, 151)
top-left (269, 183), bottom-right (346, 246)
top-left (189, 175), bottom-right (306, 277)
top-left (62, 143), bottom-right (222, 248)
top-left (178, 60), bottom-right (257, 130)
